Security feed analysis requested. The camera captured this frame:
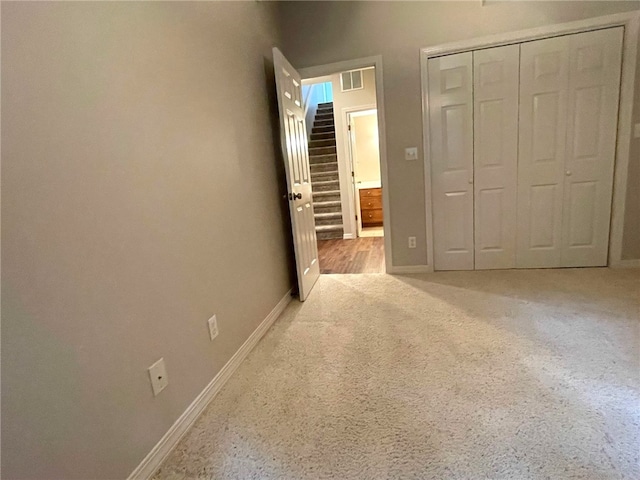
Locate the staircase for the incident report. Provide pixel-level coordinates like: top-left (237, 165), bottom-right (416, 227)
top-left (309, 102), bottom-right (343, 240)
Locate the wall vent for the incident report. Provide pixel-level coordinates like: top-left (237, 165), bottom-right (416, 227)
top-left (340, 69), bottom-right (364, 92)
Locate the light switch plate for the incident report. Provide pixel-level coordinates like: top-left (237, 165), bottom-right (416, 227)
top-left (148, 358), bottom-right (169, 396)
top-left (208, 315), bottom-right (219, 341)
top-left (408, 236), bottom-right (417, 249)
top-left (405, 147), bottom-right (418, 161)
top-left (634, 123), bottom-right (640, 139)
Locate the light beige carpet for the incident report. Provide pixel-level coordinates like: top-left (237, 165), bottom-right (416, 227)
top-left (154, 268), bottom-right (639, 479)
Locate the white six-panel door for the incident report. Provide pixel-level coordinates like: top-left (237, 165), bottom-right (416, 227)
top-left (561, 28), bottom-right (623, 267)
top-left (517, 34), bottom-right (571, 268)
top-left (273, 48), bottom-right (320, 300)
top-left (429, 27), bottom-right (623, 271)
top-left (428, 52), bottom-right (475, 271)
top-left (473, 45), bottom-right (520, 270)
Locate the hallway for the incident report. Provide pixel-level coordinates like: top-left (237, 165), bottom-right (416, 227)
top-left (153, 269), bottom-right (640, 480)
top-left (317, 237), bottom-right (384, 274)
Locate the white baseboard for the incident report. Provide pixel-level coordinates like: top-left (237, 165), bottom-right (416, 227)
top-left (127, 289), bottom-right (293, 480)
top-left (613, 259), bottom-right (640, 268)
top-left (343, 233), bottom-right (355, 240)
top-left (388, 265), bottom-right (433, 274)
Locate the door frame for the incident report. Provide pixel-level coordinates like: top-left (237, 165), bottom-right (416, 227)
top-left (421, 11), bottom-right (640, 270)
top-left (300, 56), bottom-right (392, 273)
top-left (346, 107), bottom-right (378, 237)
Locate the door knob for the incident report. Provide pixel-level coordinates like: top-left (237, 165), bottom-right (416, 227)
top-left (565, 170), bottom-right (572, 176)
top-left (288, 192), bottom-right (302, 200)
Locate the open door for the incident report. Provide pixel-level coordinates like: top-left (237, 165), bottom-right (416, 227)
top-left (273, 48), bottom-right (320, 301)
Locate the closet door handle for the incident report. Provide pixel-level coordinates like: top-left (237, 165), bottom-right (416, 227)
top-left (565, 170), bottom-right (572, 176)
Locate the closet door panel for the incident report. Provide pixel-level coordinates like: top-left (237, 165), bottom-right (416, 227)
top-left (473, 44), bottom-right (520, 270)
top-left (561, 27), bottom-right (623, 266)
top-left (429, 52), bottom-right (474, 270)
top-left (517, 36), bottom-right (570, 268)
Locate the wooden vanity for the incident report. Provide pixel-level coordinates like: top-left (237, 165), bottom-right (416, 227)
top-left (359, 187), bottom-right (383, 227)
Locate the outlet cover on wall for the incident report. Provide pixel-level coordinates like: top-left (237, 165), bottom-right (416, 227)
top-left (148, 358), bottom-right (169, 397)
top-left (405, 147), bottom-right (418, 161)
top-left (207, 315), bottom-right (219, 341)
top-left (408, 236), bottom-right (417, 249)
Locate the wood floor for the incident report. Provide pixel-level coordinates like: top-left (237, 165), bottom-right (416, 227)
top-left (317, 237), bottom-right (385, 274)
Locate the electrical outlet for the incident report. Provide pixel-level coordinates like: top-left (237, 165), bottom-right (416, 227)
top-left (405, 147), bottom-right (418, 161)
top-left (408, 236), bottom-right (417, 249)
top-left (148, 358), bottom-right (169, 396)
top-left (207, 314), bottom-right (219, 341)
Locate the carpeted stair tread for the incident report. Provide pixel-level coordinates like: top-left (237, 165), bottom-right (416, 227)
top-left (309, 139), bottom-right (335, 148)
top-left (312, 189), bottom-right (340, 197)
top-left (311, 170), bottom-right (340, 180)
top-left (310, 132), bottom-right (336, 141)
top-left (310, 162), bottom-right (339, 173)
top-left (309, 146), bottom-right (337, 156)
top-left (312, 125), bottom-right (335, 134)
top-left (313, 200), bottom-right (341, 207)
top-left (315, 225), bottom-right (343, 232)
top-left (314, 212), bottom-right (342, 219)
top-left (313, 179), bottom-right (340, 186)
top-left (309, 153), bottom-right (337, 163)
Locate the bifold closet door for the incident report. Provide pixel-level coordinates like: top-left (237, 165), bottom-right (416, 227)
top-left (517, 35), bottom-right (571, 268)
top-left (517, 28), bottom-right (623, 268)
top-left (473, 44), bottom-right (520, 270)
top-left (561, 27), bottom-right (623, 267)
top-left (428, 52), bottom-right (474, 271)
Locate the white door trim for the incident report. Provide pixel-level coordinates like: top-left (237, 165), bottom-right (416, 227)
top-left (421, 11), bottom-right (640, 269)
top-left (300, 56), bottom-right (392, 273)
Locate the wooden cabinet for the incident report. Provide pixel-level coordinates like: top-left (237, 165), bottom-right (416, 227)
top-left (359, 187), bottom-right (383, 227)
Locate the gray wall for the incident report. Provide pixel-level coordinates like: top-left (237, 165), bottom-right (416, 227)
top-left (3, 2), bottom-right (640, 479)
top-left (279, 0), bottom-right (640, 265)
top-left (1, 2), bottom-right (292, 479)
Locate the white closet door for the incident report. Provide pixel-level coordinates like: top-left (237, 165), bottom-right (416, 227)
top-left (473, 45), bottom-right (520, 270)
top-left (517, 35), bottom-right (571, 268)
top-left (561, 28), bottom-right (623, 266)
top-left (428, 52), bottom-right (474, 271)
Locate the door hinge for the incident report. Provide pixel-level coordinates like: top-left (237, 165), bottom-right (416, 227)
top-left (351, 171), bottom-right (354, 177)
top-left (348, 124), bottom-right (351, 131)
top-left (355, 215), bottom-right (358, 221)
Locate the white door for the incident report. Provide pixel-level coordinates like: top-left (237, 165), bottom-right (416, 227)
top-left (561, 28), bottom-right (623, 266)
top-left (428, 52), bottom-right (474, 271)
top-left (517, 35), bottom-right (571, 268)
top-left (348, 110), bottom-right (381, 237)
top-left (273, 48), bottom-right (320, 301)
top-left (473, 44), bottom-right (520, 270)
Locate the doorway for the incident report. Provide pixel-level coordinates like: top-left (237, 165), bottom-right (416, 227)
top-left (347, 109), bottom-right (383, 239)
top-left (302, 66), bottom-right (385, 274)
